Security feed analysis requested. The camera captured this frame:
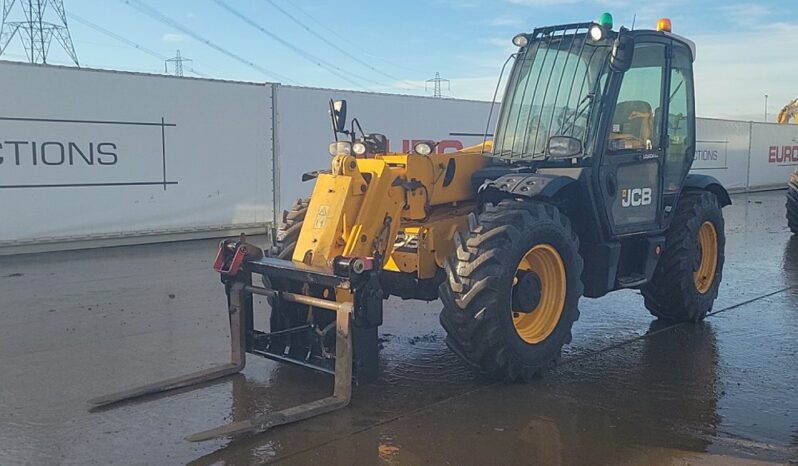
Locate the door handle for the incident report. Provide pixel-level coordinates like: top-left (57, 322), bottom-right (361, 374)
top-left (606, 174), bottom-right (617, 196)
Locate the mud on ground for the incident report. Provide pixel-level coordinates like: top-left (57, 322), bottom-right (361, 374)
top-left (0, 190), bottom-right (796, 465)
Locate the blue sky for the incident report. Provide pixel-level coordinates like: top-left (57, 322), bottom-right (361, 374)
top-left (2, 0), bottom-right (796, 120)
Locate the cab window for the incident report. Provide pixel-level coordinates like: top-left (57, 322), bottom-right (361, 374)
top-left (663, 45), bottom-right (695, 192)
top-left (608, 43), bottom-right (666, 152)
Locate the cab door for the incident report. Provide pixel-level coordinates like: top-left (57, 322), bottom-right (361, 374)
top-left (660, 41), bottom-right (696, 226)
top-left (599, 41), bottom-right (667, 236)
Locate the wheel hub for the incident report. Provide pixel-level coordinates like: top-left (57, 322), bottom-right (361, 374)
top-left (513, 271), bottom-right (542, 313)
top-left (694, 221), bottom-right (718, 294)
top-left (511, 244), bottom-right (567, 344)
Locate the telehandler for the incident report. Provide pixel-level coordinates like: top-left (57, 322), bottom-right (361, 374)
top-left (90, 14), bottom-right (730, 441)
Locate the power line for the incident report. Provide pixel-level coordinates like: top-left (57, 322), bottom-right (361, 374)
top-left (68, 12), bottom-right (207, 77)
top-left (68, 12), bottom-right (165, 60)
top-left (120, 0), bottom-right (295, 83)
top-left (278, 1), bottom-right (428, 76)
top-left (212, 0), bottom-right (374, 89)
top-left (262, 0), bottom-right (425, 89)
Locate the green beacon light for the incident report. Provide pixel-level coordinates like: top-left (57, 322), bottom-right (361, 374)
top-left (598, 12), bottom-right (613, 29)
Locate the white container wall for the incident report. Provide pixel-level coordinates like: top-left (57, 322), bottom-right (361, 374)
top-left (0, 61), bottom-right (275, 249)
top-left (748, 122), bottom-right (798, 190)
top-left (2, 61), bottom-right (797, 252)
top-left (692, 118), bottom-right (751, 191)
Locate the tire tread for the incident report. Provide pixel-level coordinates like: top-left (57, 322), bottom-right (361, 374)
top-left (439, 199), bottom-right (583, 381)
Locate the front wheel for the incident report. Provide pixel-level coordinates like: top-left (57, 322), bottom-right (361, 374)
top-left (439, 200), bottom-right (584, 381)
top-left (787, 169), bottom-right (798, 234)
top-left (642, 191), bottom-right (725, 322)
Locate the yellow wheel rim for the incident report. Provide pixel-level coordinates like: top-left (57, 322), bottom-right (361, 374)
top-left (694, 221), bottom-right (718, 294)
top-left (512, 244), bottom-right (566, 344)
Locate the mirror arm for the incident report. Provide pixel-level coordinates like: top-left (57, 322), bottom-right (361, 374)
top-left (351, 118), bottom-right (366, 142)
top-left (329, 99), bottom-right (339, 142)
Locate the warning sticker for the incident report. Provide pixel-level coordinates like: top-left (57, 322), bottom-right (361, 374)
top-left (314, 205), bottom-right (330, 229)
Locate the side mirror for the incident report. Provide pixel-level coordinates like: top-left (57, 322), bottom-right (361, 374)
top-left (547, 136), bottom-right (583, 158)
top-left (329, 99), bottom-right (347, 134)
top-left (610, 31), bottom-right (634, 72)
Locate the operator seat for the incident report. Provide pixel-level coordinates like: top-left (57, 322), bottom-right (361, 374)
top-left (610, 100), bottom-right (653, 150)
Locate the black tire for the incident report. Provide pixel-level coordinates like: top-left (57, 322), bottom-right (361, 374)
top-left (270, 198), bottom-right (309, 260)
top-left (642, 191), bottom-right (725, 322)
top-left (265, 198), bottom-right (321, 356)
top-left (439, 200), bottom-right (584, 381)
top-left (787, 169), bottom-right (798, 234)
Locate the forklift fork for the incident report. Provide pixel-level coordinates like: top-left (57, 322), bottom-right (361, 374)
top-left (88, 278), bottom-right (355, 442)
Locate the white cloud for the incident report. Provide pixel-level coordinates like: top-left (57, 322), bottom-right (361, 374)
top-left (693, 23), bottom-right (797, 120)
top-left (434, 0), bottom-right (482, 8)
top-left (507, 0), bottom-right (581, 4)
top-left (718, 2), bottom-right (771, 20)
top-left (489, 15), bottom-right (525, 27)
top-left (483, 37), bottom-right (515, 47)
top-left (506, 0), bottom-right (628, 6)
top-left (161, 33), bottom-right (186, 43)
top-left (445, 75), bottom-right (510, 101)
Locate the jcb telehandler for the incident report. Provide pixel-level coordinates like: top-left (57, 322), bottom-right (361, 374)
top-left (90, 14), bottom-right (730, 441)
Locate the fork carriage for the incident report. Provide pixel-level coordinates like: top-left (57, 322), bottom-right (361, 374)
top-left (89, 237), bottom-right (381, 441)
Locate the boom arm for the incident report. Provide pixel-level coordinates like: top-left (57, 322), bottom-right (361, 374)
top-left (293, 144), bottom-right (490, 269)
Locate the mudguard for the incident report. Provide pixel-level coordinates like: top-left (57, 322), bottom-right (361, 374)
top-left (478, 173), bottom-right (578, 200)
top-left (683, 174), bottom-right (732, 207)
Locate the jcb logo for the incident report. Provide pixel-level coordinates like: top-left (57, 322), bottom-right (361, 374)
top-left (621, 188), bottom-right (652, 207)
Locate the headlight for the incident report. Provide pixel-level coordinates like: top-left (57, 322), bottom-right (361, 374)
top-left (588, 25), bottom-right (604, 41)
top-left (547, 136), bottom-right (583, 159)
top-left (512, 33), bottom-right (529, 47)
top-left (352, 142), bottom-right (367, 156)
top-left (329, 141), bottom-right (352, 156)
top-left (413, 141), bottom-right (435, 156)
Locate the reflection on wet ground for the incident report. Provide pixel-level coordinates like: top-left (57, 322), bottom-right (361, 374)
top-left (0, 191), bottom-right (796, 465)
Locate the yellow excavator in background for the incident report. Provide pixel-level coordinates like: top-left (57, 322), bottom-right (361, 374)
top-left (778, 98), bottom-right (798, 125)
top-left (780, 98), bottom-right (798, 233)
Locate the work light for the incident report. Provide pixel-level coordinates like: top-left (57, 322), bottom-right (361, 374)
top-left (352, 142), bottom-right (367, 156)
top-left (329, 141), bottom-right (352, 156)
top-left (413, 141), bottom-right (434, 156)
top-left (512, 33), bottom-right (528, 47)
top-left (588, 24), bottom-right (604, 41)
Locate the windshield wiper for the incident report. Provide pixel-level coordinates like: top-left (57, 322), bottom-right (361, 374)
top-left (557, 93), bottom-right (594, 135)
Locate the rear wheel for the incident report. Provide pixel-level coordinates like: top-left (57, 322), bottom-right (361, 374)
top-left (439, 200), bottom-right (584, 381)
top-left (787, 169), bottom-right (798, 234)
top-left (642, 191), bottom-right (725, 322)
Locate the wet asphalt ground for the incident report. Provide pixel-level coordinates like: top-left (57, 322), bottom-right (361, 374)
top-left (0, 190), bottom-right (796, 465)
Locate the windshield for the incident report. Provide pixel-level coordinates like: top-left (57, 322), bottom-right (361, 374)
top-left (493, 29), bottom-right (611, 161)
